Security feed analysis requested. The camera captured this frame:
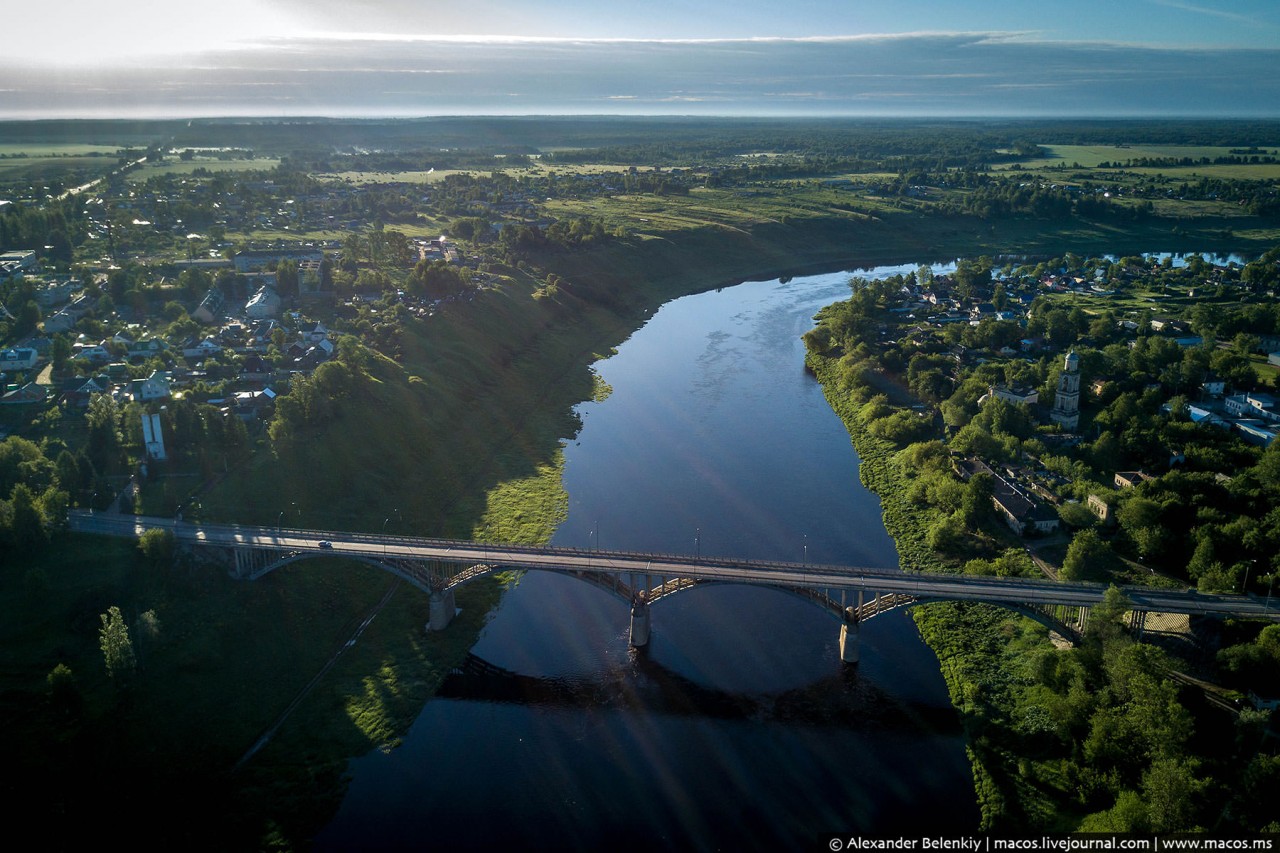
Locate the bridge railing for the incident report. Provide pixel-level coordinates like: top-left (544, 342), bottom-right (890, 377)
top-left (67, 511), bottom-right (1278, 620)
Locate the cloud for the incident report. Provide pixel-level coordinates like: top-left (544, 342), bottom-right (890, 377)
top-left (2, 32), bottom-right (1278, 118)
top-left (1149, 0), bottom-right (1259, 26)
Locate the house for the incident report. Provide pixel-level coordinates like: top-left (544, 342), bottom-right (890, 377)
top-left (955, 456), bottom-right (1059, 536)
top-left (1114, 471), bottom-right (1150, 489)
top-left (292, 344), bottom-right (331, 371)
top-left (989, 385), bottom-right (1039, 406)
top-left (991, 478), bottom-right (1060, 536)
top-left (33, 277), bottom-right (81, 309)
top-left (130, 370), bottom-right (171, 402)
top-left (1087, 494), bottom-right (1114, 525)
top-left (1185, 404), bottom-right (1230, 430)
top-left (229, 387), bottom-right (277, 420)
top-left (61, 376), bottom-right (112, 407)
top-left (1199, 376), bottom-right (1226, 398)
top-left (73, 343), bottom-right (111, 364)
top-left (42, 293), bottom-right (94, 333)
top-left (0, 382), bottom-right (47, 405)
top-left (1150, 317), bottom-right (1190, 334)
top-left (233, 247), bottom-right (322, 273)
top-left (0, 348), bottom-right (39, 371)
top-left (0, 249), bottom-right (39, 279)
top-left (1225, 392), bottom-right (1280, 423)
top-left (244, 286), bottom-right (282, 320)
top-left (969, 303), bottom-right (997, 324)
top-left (1233, 420), bottom-right (1279, 448)
top-left (193, 287), bottom-right (226, 324)
top-left (127, 339), bottom-right (169, 359)
top-left (182, 337), bottom-right (223, 359)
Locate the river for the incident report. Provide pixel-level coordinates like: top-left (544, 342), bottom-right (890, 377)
top-left (315, 264), bottom-right (978, 850)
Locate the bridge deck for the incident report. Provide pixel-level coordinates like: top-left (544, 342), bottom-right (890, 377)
top-left (67, 511), bottom-right (1280, 621)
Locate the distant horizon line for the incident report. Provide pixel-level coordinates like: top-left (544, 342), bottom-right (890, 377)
top-left (4, 112), bottom-right (1280, 123)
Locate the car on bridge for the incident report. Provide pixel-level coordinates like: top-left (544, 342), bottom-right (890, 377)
top-left (318, 540), bottom-right (332, 549)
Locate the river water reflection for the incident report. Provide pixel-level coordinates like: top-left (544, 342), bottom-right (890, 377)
top-left (317, 265), bottom-right (979, 850)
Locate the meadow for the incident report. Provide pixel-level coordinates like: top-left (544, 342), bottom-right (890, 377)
top-left (1004, 143), bottom-right (1280, 180)
top-left (125, 157), bottom-right (282, 182)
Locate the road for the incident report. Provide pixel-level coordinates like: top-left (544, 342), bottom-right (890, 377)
top-left (68, 510), bottom-right (1280, 621)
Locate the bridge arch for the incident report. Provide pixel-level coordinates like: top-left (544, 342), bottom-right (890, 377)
top-left (434, 562), bottom-right (1088, 642)
top-left (240, 553), bottom-right (1084, 643)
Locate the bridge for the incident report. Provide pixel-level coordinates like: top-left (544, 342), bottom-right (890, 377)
top-left (69, 510), bottom-right (1280, 663)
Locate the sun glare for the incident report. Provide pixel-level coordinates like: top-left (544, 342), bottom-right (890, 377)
top-left (11, 2), bottom-right (298, 66)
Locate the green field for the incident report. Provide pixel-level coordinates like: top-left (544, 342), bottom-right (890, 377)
top-left (125, 157), bottom-right (282, 182)
top-left (0, 143), bottom-right (123, 157)
top-left (1002, 144), bottom-right (1280, 179)
top-left (0, 155), bottom-right (116, 181)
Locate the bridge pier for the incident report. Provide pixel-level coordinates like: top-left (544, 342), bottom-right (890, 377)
top-left (629, 597), bottom-right (651, 649)
top-left (839, 606), bottom-right (860, 664)
top-left (428, 589), bottom-right (456, 632)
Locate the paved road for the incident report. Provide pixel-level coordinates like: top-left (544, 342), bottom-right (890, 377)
top-left (68, 511), bottom-right (1280, 621)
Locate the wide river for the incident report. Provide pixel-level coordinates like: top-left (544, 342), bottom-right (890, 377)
top-left (316, 264), bottom-right (980, 849)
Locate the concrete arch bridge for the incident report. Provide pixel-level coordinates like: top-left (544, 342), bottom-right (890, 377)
top-left (69, 511), bottom-right (1280, 663)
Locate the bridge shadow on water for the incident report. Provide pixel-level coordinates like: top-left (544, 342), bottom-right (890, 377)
top-left (438, 652), bottom-right (962, 735)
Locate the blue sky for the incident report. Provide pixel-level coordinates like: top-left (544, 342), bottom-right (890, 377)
top-left (3, 1), bottom-right (1279, 117)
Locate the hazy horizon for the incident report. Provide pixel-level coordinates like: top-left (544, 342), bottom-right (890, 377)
top-left (5, 1), bottom-right (1280, 120)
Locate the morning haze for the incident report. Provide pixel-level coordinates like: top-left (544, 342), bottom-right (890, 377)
top-left (4, 0), bottom-right (1280, 118)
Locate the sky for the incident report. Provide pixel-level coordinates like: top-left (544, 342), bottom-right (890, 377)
top-left (3, 0), bottom-right (1279, 118)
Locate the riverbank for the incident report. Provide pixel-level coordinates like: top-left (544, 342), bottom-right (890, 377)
top-left (803, 350), bottom-right (1061, 828)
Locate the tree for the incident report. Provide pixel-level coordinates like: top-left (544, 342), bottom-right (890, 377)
top-left (927, 511), bottom-right (969, 554)
top-left (8, 483), bottom-right (48, 552)
top-left (99, 606), bottom-right (136, 683)
top-left (961, 472), bottom-right (994, 527)
top-left (137, 528), bottom-right (174, 569)
top-left (1088, 586), bottom-right (1133, 647)
top-left (1061, 529), bottom-right (1115, 581)
top-left (85, 393), bottom-right (122, 473)
top-left (50, 334), bottom-right (71, 374)
top-left (1142, 758), bottom-right (1206, 832)
top-left (1059, 501), bottom-right (1098, 530)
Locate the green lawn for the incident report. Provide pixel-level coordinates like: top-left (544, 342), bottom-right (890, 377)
top-left (1249, 352), bottom-right (1280, 383)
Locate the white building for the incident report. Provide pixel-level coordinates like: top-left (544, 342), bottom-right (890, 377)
top-left (1050, 351), bottom-right (1081, 431)
top-left (141, 412), bottom-right (167, 460)
top-left (244, 286), bottom-right (282, 320)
